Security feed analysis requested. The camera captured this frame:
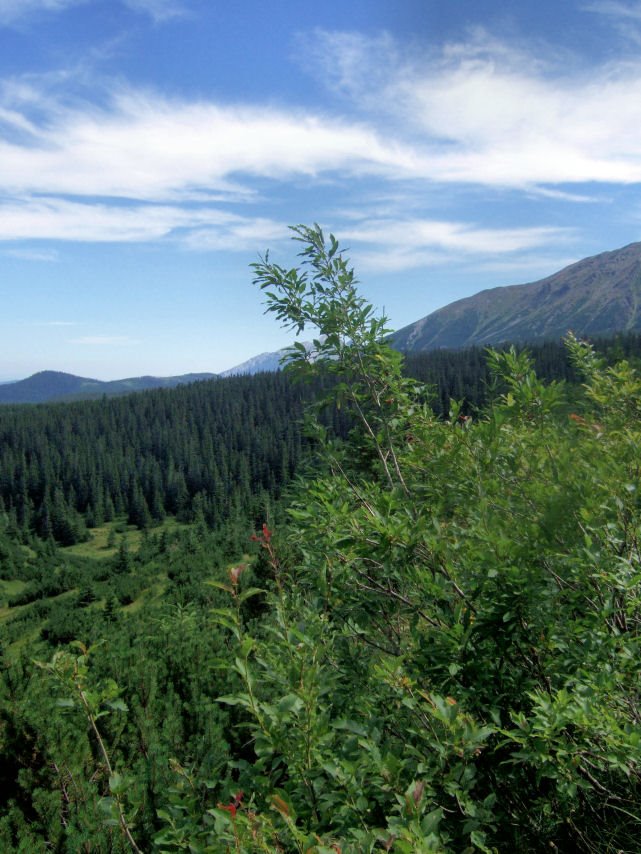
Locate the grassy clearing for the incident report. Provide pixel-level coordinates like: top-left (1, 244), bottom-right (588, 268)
top-left (123, 579), bottom-right (167, 613)
top-left (5, 625), bottom-right (42, 659)
top-left (0, 578), bottom-right (28, 598)
top-left (0, 579), bottom-right (28, 620)
top-left (65, 516), bottom-right (186, 560)
top-left (0, 519), bottom-right (218, 656)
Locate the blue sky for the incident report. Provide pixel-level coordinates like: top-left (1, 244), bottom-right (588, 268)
top-left (2, 0), bottom-right (641, 380)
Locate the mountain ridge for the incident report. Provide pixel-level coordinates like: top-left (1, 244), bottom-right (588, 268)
top-left (0, 370), bottom-right (217, 405)
top-left (219, 351), bottom-right (286, 377)
top-left (392, 241), bottom-right (641, 352)
top-left (6, 240), bottom-right (641, 404)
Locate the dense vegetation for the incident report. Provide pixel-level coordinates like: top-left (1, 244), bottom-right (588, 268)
top-left (402, 330), bottom-right (641, 417)
top-left (0, 372), bottom-right (317, 546)
top-left (1, 226), bottom-right (641, 851)
top-left (2, 324), bottom-right (640, 551)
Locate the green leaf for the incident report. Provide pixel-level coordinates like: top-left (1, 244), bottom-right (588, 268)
top-left (470, 830), bottom-right (491, 852)
top-left (216, 694), bottom-right (244, 706)
top-left (109, 773), bottom-right (127, 795)
top-left (98, 797), bottom-right (118, 819)
top-left (333, 719), bottom-right (368, 737)
top-left (238, 587), bottom-right (266, 603)
top-left (206, 581), bottom-right (234, 594)
top-left (277, 694), bottom-right (304, 716)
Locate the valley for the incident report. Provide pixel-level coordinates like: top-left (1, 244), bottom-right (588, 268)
top-left (1, 228), bottom-right (641, 851)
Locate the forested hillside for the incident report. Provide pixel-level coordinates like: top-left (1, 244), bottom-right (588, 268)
top-left (0, 372), bottom-right (316, 546)
top-left (1, 227), bottom-right (641, 852)
top-left (3, 332), bottom-right (641, 552)
top-left (402, 330), bottom-right (641, 415)
top-left (0, 371), bottom-right (217, 406)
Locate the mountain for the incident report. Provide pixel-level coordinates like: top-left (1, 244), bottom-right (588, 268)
top-left (220, 341), bottom-right (319, 376)
top-left (0, 370), bottom-right (217, 405)
top-left (219, 350), bottom-right (287, 377)
top-left (392, 241), bottom-right (641, 352)
top-left (225, 242), bottom-right (641, 371)
top-left (7, 242), bottom-right (641, 403)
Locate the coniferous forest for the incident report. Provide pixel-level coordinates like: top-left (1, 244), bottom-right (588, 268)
top-left (2, 226), bottom-right (641, 852)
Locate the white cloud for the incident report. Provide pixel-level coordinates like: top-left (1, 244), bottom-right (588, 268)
top-left (0, 198), bottom-right (189, 242)
top-left (0, 194), bottom-right (573, 268)
top-left (304, 28), bottom-right (641, 189)
top-left (4, 247), bottom-right (59, 261)
top-left (583, 1), bottom-right (641, 21)
top-left (0, 195), bottom-right (288, 246)
top-left (347, 219), bottom-right (569, 255)
top-left (0, 0), bottom-right (183, 25)
top-left (4, 29), bottom-right (641, 222)
top-left (582, 2), bottom-right (641, 44)
top-left (184, 218), bottom-right (287, 251)
top-left (69, 335), bottom-right (138, 345)
top-left (0, 87), bottom-right (425, 203)
top-left (0, 0), bottom-right (87, 25)
top-left (472, 254), bottom-right (582, 277)
top-left (123, 0), bottom-right (186, 21)
top-left (527, 187), bottom-right (606, 204)
top-left (344, 218), bottom-right (573, 272)
top-left (4, 27), bottom-right (641, 251)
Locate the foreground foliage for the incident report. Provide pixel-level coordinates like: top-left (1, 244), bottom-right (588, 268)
top-left (178, 227), bottom-right (641, 851)
top-left (2, 225), bottom-right (641, 851)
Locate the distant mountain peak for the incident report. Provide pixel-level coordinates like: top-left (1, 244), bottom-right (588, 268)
top-left (220, 350), bottom-right (286, 377)
top-left (6, 241), bottom-right (641, 403)
top-left (0, 370), bottom-right (217, 405)
top-left (220, 341), bottom-right (319, 377)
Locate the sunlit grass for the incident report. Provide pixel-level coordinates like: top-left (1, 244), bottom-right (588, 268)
top-left (0, 579), bottom-right (28, 620)
top-left (64, 516), bottom-right (186, 559)
top-left (0, 578), bottom-right (28, 598)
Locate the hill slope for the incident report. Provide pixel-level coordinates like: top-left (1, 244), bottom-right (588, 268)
top-left (219, 350), bottom-right (286, 376)
top-left (393, 241), bottom-right (641, 352)
top-left (0, 370), bottom-right (216, 404)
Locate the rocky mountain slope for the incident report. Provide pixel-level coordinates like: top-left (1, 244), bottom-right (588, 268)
top-left (392, 241), bottom-right (641, 352)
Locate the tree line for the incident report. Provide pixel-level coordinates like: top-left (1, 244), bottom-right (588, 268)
top-left (0, 372), bottom-right (314, 545)
top-left (2, 331), bottom-right (641, 548)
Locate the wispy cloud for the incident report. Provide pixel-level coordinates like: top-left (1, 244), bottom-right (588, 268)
top-left (122, 0), bottom-right (187, 21)
top-left (526, 187), bottom-right (606, 204)
top-left (582, 1), bottom-right (641, 20)
top-left (346, 219), bottom-right (571, 255)
top-left (343, 218), bottom-right (573, 273)
top-left (0, 197), bottom-right (285, 245)
top-left (184, 217), bottom-right (287, 251)
top-left (69, 335), bottom-right (138, 345)
top-left (0, 0), bottom-right (185, 26)
top-left (301, 28), bottom-right (641, 189)
top-left (582, 1), bottom-right (641, 44)
top-left (4, 247), bottom-right (59, 261)
top-left (37, 320), bottom-right (76, 326)
top-left (5, 28), bottom-right (641, 208)
top-left (472, 254), bottom-right (582, 277)
top-left (0, 86), bottom-right (425, 203)
top-left (3, 25), bottom-right (641, 251)
top-left (0, 0), bottom-right (86, 26)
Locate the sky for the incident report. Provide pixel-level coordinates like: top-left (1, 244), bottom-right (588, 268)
top-left (2, 0), bottom-right (641, 380)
